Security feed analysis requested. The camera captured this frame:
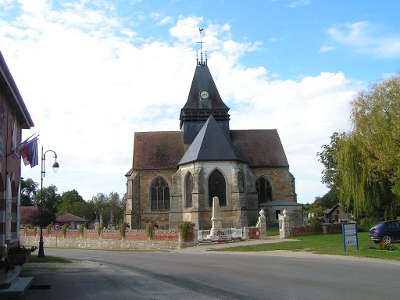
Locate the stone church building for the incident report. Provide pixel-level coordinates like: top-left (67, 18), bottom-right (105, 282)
top-left (125, 60), bottom-right (302, 230)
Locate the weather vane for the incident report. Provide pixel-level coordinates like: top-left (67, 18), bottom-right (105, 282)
top-left (197, 27), bottom-right (207, 65)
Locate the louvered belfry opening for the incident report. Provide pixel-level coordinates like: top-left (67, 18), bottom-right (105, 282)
top-left (150, 177), bottom-right (170, 211)
top-left (208, 170), bottom-right (226, 207)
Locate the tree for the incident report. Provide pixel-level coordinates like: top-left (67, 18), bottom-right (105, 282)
top-left (34, 185), bottom-right (61, 215)
top-left (87, 192), bottom-right (125, 227)
top-left (319, 75), bottom-right (400, 219)
top-left (20, 178), bottom-right (38, 206)
top-left (313, 189), bottom-right (339, 211)
top-left (89, 193), bottom-right (107, 224)
top-left (57, 189), bottom-right (87, 217)
top-left (317, 132), bottom-right (346, 189)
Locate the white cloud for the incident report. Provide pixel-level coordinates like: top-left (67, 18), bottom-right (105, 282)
top-left (327, 21), bottom-right (400, 58)
top-left (1, 3), bottom-right (359, 203)
top-left (158, 16), bottom-right (172, 25)
top-left (319, 45), bottom-right (336, 53)
top-left (170, 16), bottom-right (204, 43)
top-left (151, 12), bottom-right (172, 26)
top-left (288, 0), bottom-right (311, 9)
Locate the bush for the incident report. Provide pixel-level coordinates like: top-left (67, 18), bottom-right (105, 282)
top-left (309, 217), bottom-right (322, 232)
top-left (47, 224), bottom-right (52, 234)
top-left (33, 226), bottom-right (38, 236)
top-left (179, 222), bottom-right (195, 241)
top-left (78, 224), bottom-right (85, 237)
top-left (23, 225), bottom-right (28, 236)
top-left (61, 224), bottom-right (69, 238)
top-left (146, 223), bottom-right (153, 240)
top-left (119, 223), bottom-right (127, 238)
top-left (358, 217), bottom-right (379, 232)
top-left (97, 222), bottom-right (103, 237)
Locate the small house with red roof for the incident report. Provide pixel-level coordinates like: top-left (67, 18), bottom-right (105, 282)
top-left (56, 213), bottom-right (87, 229)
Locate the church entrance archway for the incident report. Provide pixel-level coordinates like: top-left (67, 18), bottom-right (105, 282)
top-left (208, 169), bottom-right (226, 207)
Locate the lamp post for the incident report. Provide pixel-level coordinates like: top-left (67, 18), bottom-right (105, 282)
top-left (38, 146), bottom-right (59, 257)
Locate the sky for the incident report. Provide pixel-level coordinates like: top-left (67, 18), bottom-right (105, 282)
top-left (0, 0), bottom-right (399, 203)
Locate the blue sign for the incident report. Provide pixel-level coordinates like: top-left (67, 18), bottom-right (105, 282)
top-left (342, 223), bottom-right (359, 253)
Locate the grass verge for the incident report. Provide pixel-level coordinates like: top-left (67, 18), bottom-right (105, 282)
top-left (216, 232), bottom-right (400, 261)
top-left (28, 255), bottom-right (72, 263)
top-left (267, 228), bottom-right (279, 237)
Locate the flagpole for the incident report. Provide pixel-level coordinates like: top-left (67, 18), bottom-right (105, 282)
top-left (38, 146), bottom-right (44, 257)
top-left (38, 146), bottom-right (59, 258)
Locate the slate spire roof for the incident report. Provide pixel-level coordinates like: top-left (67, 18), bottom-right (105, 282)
top-left (180, 63), bottom-right (230, 128)
top-left (178, 114), bottom-right (240, 165)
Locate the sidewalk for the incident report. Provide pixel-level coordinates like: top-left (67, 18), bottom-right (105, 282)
top-left (176, 235), bottom-right (297, 253)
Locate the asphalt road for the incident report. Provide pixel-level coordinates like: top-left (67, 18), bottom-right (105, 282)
top-left (24, 248), bottom-right (400, 300)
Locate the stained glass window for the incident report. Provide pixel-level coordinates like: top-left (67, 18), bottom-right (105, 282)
top-left (150, 177), bottom-right (170, 211)
top-left (256, 177), bottom-right (272, 204)
top-left (208, 170), bottom-right (226, 207)
top-left (185, 172), bottom-right (193, 208)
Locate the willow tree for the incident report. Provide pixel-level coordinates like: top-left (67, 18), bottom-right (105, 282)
top-left (321, 75), bottom-right (400, 219)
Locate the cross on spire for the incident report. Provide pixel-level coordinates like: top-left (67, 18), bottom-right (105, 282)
top-left (197, 27), bottom-right (207, 66)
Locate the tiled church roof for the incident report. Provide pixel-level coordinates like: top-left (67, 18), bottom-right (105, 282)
top-left (131, 131), bottom-right (185, 170)
top-left (128, 128), bottom-right (288, 172)
top-left (230, 130), bottom-right (289, 167)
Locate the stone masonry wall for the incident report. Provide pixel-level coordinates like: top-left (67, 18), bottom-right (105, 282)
top-left (127, 169), bottom-right (176, 229)
top-left (20, 229), bottom-right (180, 250)
top-left (252, 167), bottom-right (296, 201)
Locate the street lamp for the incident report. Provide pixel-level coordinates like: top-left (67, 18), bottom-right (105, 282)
top-left (38, 147), bottom-right (60, 257)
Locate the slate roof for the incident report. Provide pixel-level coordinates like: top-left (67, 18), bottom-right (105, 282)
top-left (178, 115), bottom-right (240, 165)
top-left (56, 213), bottom-right (87, 223)
top-left (182, 64), bottom-right (229, 111)
top-left (180, 64), bottom-right (230, 127)
top-left (0, 51), bottom-right (34, 129)
top-left (128, 128), bottom-right (288, 171)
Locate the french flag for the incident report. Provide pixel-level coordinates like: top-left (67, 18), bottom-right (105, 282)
top-left (20, 137), bottom-right (38, 167)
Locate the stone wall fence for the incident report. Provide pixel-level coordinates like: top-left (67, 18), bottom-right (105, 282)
top-left (20, 228), bottom-right (196, 251)
top-left (291, 223), bottom-right (342, 237)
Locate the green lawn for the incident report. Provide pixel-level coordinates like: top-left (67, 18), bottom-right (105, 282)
top-left (267, 228), bottom-right (279, 236)
top-left (217, 232), bottom-right (400, 261)
top-left (28, 255), bottom-right (72, 263)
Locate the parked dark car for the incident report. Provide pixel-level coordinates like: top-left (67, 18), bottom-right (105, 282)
top-left (369, 220), bottom-right (400, 244)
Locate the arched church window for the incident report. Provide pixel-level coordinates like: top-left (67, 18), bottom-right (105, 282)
top-left (150, 177), bottom-right (170, 211)
top-left (256, 177), bottom-right (272, 204)
top-left (208, 170), bottom-right (226, 207)
top-left (237, 170), bottom-right (244, 193)
top-left (185, 172), bottom-right (193, 208)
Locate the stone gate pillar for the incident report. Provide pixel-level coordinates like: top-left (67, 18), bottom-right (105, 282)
top-left (279, 209), bottom-right (290, 238)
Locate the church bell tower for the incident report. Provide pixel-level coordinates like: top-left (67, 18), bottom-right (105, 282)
top-left (179, 59), bottom-right (230, 144)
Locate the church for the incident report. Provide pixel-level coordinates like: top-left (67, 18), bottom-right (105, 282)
top-left (125, 58), bottom-right (303, 230)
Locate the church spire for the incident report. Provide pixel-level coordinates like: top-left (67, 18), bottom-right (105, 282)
top-left (180, 62), bottom-right (230, 144)
top-left (197, 28), bottom-right (207, 66)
